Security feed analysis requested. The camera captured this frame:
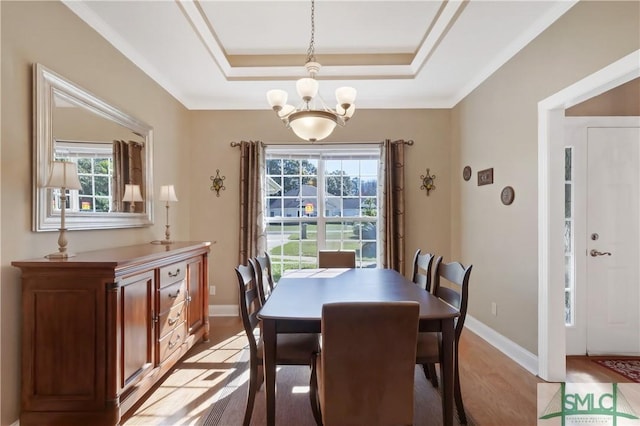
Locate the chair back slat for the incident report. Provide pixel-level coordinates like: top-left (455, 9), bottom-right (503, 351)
top-left (234, 263), bottom-right (261, 354)
top-left (433, 257), bottom-right (473, 341)
top-left (318, 250), bottom-right (356, 268)
top-left (254, 254), bottom-right (274, 306)
top-left (411, 249), bottom-right (435, 292)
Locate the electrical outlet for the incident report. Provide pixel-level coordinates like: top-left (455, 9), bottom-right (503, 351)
top-left (491, 302), bottom-right (497, 316)
top-left (210, 285), bottom-right (216, 296)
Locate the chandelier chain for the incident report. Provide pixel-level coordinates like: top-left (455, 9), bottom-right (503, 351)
top-left (306, 0), bottom-right (316, 63)
top-left (266, 0), bottom-right (356, 142)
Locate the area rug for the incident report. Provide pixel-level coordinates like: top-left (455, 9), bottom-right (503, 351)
top-left (593, 359), bottom-right (640, 383)
top-left (200, 353), bottom-right (473, 426)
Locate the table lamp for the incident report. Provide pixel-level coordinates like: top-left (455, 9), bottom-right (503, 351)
top-left (44, 161), bottom-right (82, 259)
top-left (156, 185), bottom-right (178, 244)
top-left (123, 184), bottom-right (143, 213)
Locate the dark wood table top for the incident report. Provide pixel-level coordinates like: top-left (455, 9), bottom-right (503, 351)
top-left (259, 268), bottom-right (459, 321)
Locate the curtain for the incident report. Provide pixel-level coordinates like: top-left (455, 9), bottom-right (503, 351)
top-left (113, 140), bottom-right (144, 212)
top-left (238, 140), bottom-right (266, 266)
top-left (379, 139), bottom-right (407, 273)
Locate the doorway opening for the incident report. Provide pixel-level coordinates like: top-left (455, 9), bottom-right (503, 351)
top-left (537, 49), bottom-right (640, 382)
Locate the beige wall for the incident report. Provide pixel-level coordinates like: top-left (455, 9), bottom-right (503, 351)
top-left (566, 77), bottom-right (640, 116)
top-left (188, 109), bottom-right (452, 306)
top-left (1, 2), bottom-right (191, 423)
top-left (452, 0), bottom-right (640, 354)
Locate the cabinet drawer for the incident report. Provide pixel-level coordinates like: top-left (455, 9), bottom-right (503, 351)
top-left (159, 261), bottom-right (186, 287)
top-left (159, 280), bottom-right (186, 313)
top-left (159, 301), bottom-right (186, 338)
top-left (158, 320), bottom-right (187, 362)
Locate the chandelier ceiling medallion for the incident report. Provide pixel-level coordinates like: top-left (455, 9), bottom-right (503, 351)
top-left (266, 0), bottom-right (357, 142)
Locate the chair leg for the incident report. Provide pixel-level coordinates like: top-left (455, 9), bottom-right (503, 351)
top-left (424, 363), bottom-right (438, 388)
top-left (243, 358), bottom-right (259, 426)
top-left (422, 363), bottom-right (431, 379)
top-left (454, 356), bottom-right (467, 424)
top-left (257, 363), bottom-right (265, 391)
top-left (309, 353), bottom-right (323, 426)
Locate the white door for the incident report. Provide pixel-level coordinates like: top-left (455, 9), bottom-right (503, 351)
top-left (586, 126), bottom-right (640, 355)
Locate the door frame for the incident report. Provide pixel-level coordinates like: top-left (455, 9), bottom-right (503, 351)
top-left (537, 49), bottom-right (640, 381)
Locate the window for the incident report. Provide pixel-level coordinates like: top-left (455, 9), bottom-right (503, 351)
top-left (54, 141), bottom-right (114, 213)
top-left (564, 147), bottom-right (575, 326)
top-left (264, 145), bottom-right (380, 280)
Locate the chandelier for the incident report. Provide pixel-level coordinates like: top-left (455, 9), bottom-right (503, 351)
top-left (266, 0), bottom-right (356, 142)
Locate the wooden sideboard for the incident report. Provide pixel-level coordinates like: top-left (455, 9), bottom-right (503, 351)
top-left (12, 241), bottom-right (211, 426)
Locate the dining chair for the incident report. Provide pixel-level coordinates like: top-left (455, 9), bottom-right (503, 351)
top-left (416, 256), bottom-right (473, 425)
top-left (253, 252), bottom-right (275, 306)
top-left (317, 250), bottom-right (356, 268)
top-left (411, 248), bottom-right (435, 292)
top-left (234, 262), bottom-right (320, 426)
top-left (309, 301), bottom-right (419, 426)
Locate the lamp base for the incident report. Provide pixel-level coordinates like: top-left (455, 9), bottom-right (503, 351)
top-left (45, 251), bottom-right (76, 259)
top-left (150, 240), bottom-right (173, 245)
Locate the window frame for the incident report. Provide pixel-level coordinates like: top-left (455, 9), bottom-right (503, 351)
top-left (264, 144), bottom-right (381, 277)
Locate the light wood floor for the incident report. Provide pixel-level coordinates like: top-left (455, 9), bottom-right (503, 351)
top-left (122, 317), bottom-right (632, 425)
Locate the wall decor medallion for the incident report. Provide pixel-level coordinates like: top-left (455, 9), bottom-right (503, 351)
top-left (420, 168), bottom-right (436, 196)
top-left (209, 169), bottom-right (226, 197)
top-left (463, 166), bottom-right (472, 181)
top-left (501, 186), bottom-right (515, 205)
top-left (477, 168), bottom-right (494, 186)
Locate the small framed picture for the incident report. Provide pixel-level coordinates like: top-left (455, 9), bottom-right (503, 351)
top-left (477, 168), bottom-right (493, 186)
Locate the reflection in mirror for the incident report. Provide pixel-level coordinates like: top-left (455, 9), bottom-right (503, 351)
top-left (34, 63), bottom-right (154, 231)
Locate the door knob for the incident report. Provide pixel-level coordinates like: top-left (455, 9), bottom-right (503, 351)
top-left (590, 249), bottom-right (612, 257)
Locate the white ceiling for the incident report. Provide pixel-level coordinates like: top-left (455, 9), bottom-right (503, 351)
top-left (63, 0), bottom-right (578, 110)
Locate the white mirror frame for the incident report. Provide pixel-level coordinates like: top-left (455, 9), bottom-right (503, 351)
top-left (33, 63), bottom-right (154, 231)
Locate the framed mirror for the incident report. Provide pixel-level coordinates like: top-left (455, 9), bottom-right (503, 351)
top-left (34, 63), bottom-right (154, 231)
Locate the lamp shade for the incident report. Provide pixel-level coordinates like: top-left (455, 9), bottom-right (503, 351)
top-left (266, 89), bottom-right (287, 110)
top-left (335, 86), bottom-right (357, 108)
top-left (45, 161), bottom-right (82, 190)
top-left (289, 110), bottom-right (338, 142)
top-left (296, 77), bottom-right (319, 101)
top-left (159, 185), bottom-right (178, 202)
top-left (123, 184), bottom-right (143, 202)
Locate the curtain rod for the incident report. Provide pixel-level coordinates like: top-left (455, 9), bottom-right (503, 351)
top-left (230, 139), bottom-right (413, 147)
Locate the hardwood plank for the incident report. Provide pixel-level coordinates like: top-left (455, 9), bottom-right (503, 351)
top-left (123, 317), bottom-right (630, 425)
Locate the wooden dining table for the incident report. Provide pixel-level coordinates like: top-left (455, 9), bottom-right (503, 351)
top-left (258, 267), bottom-right (460, 426)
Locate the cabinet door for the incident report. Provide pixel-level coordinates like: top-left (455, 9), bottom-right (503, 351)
top-left (186, 256), bottom-right (205, 333)
top-left (119, 271), bottom-right (155, 390)
top-left (21, 276), bottom-right (106, 413)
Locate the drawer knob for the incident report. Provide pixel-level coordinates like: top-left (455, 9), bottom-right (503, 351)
top-left (168, 269), bottom-right (181, 278)
top-left (169, 289), bottom-right (181, 299)
top-left (168, 312), bottom-right (182, 326)
top-left (168, 334), bottom-right (181, 350)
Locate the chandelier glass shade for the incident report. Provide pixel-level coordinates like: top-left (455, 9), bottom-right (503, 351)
top-left (266, 0), bottom-right (356, 142)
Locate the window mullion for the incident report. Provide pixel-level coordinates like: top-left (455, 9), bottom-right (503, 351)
top-left (317, 158), bottom-right (326, 250)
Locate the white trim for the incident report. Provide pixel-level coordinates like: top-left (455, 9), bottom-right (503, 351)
top-left (537, 49), bottom-right (640, 382)
top-left (209, 304), bottom-right (238, 317)
top-left (465, 315), bottom-right (538, 376)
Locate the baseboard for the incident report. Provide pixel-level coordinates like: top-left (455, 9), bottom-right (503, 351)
top-left (209, 304), bottom-right (238, 317)
top-left (464, 315), bottom-right (538, 376)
